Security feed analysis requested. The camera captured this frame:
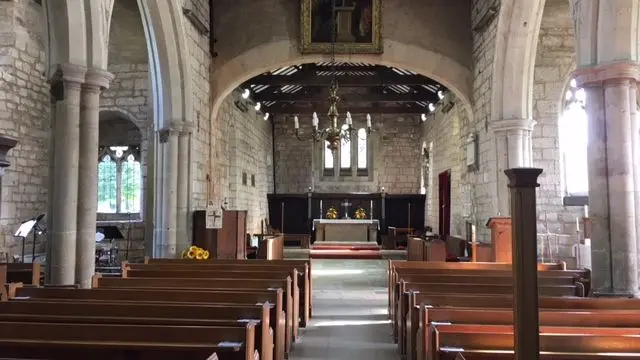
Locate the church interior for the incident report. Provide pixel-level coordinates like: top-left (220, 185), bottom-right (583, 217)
top-left (0, 0), bottom-right (640, 358)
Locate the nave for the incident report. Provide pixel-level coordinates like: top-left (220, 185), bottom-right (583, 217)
top-left (289, 259), bottom-right (396, 360)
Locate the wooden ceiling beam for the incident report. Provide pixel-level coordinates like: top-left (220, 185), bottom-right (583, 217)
top-left (246, 74), bottom-right (430, 86)
top-left (263, 103), bottom-right (429, 114)
top-left (254, 91), bottom-right (439, 103)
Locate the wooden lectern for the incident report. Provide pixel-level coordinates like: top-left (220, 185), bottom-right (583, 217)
top-left (193, 210), bottom-right (248, 259)
top-left (486, 217), bottom-right (512, 263)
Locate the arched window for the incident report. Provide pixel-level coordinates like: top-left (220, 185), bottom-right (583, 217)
top-left (340, 124), bottom-right (351, 169)
top-left (559, 79), bottom-right (588, 196)
top-left (97, 145), bottom-right (142, 214)
top-left (324, 140), bottom-right (334, 169)
top-left (357, 128), bottom-right (367, 169)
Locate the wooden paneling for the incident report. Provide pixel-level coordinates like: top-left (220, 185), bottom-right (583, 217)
top-left (192, 210), bottom-right (247, 259)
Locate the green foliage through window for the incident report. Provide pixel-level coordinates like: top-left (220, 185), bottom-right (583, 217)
top-left (97, 146), bottom-right (141, 214)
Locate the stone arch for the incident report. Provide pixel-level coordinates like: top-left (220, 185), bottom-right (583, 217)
top-left (42, 1), bottom-right (89, 73)
top-left (137, 0), bottom-right (192, 129)
top-left (210, 39), bottom-right (474, 123)
top-left (491, 0), bottom-right (546, 123)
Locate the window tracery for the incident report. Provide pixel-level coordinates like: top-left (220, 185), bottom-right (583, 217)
top-left (97, 145), bottom-right (142, 214)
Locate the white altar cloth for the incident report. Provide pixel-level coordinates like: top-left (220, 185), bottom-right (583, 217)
top-left (313, 219), bottom-right (380, 243)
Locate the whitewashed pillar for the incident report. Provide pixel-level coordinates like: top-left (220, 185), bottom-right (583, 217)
top-left (75, 69), bottom-right (113, 289)
top-left (48, 64), bottom-right (86, 285)
top-left (574, 62), bottom-right (640, 296)
top-left (491, 119), bottom-right (537, 216)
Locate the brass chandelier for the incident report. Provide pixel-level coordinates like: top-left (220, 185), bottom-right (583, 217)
top-left (292, 0), bottom-right (375, 152)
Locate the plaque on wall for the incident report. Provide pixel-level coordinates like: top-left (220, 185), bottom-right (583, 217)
top-left (466, 132), bottom-right (478, 171)
top-left (205, 201), bottom-right (223, 229)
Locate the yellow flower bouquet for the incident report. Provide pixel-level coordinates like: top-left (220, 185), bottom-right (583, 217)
top-left (326, 207), bottom-right (338, 219)
top-left (354, 207), bottom-right (367, 219)
top-left (181, 245), bottom-right (210, 260)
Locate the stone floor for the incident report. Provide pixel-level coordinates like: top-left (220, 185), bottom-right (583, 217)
top-left (289, 259), bottom-right (398, 360)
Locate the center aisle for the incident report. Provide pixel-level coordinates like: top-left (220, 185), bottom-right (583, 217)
top-left (289, 259), bottom-right (398, 360)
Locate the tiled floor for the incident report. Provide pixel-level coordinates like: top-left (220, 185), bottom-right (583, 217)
top-left (289, 259), bottom-right (398, 360)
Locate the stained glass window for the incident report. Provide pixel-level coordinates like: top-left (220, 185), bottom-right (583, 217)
top-left (340, 124), bottom-right (351, 169)
top-left (324, 140), bottom-right (334, 169)
top-left (560, 79), bottom-right (588, 196)
top-left (357, 128), bottom-right (367, 169)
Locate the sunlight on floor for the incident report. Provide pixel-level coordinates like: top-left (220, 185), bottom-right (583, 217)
top-left (314, 319), bottom-right (392, 327)
top-left (313, 269), bottom-right (365, 276)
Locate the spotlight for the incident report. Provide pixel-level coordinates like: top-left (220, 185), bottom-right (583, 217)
top-left (263, 112), bottom-right (270, 121)
top-left (242, 88), bottom-right (250, 99)
top-left (420, 113), bottom-right (427, 122)
top-left (254, 102), bottom-right (261, 111)
top-left (437, 90), bottom-right (444, 100)
top-left (428, 103), bottom-right (436, 112)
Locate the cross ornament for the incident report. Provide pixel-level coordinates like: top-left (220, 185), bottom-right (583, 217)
top-left (341, 199), bottom-right (352, 219)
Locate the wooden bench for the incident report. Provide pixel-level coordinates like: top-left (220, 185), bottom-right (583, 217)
top-left (0, 262), bottom-right (41, 285)
top-left (387, 261), bottom-right (571, 317)
top-left (430, 323), bottom-right (640, 360)
top-left (416, 307), bottom-right (640, 360)
top-left (9, 284), bottom-right (286, 360)
top-left (0, 320), bottom-right (251, 360)
top-left (0, 299), bottom-right (272, 360)
top-left (395, 281), bottom-right (582, 357)
top-left (122, 266), bottom-right (302, 336)
top-left (140, 258), bottom-right (312, 324)
top-left (411, 294), bottom-right (640, 360)
top-left (92, 273), bottom-right (296, 352)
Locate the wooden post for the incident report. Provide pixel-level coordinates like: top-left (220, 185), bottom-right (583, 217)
top-left (407, 202), bottom-right (412, 231)
top-left (280, 202), bottom-right (285, 234)
top-left (504, 167), bottom-right (542, 360)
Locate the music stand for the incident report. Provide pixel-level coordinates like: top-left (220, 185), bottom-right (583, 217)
top-left (14, 214), bottom-right (45, 263)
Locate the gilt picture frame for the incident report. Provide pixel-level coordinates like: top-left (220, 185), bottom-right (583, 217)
top-left (300, 0), bottom-right (383, 54)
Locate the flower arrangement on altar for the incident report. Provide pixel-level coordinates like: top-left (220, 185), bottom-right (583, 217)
top-left (326, 207), bottom-right (338, 219)
top-left (354, 207), bottom-right (367, 219)
top-left (181, 245), bottom-right (210, 260)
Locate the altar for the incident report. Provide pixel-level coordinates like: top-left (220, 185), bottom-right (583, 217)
top-left (313, 219), bottom-right (380, 243)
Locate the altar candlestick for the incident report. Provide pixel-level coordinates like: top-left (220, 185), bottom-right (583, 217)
top-left (294, 116), bottom-right (299, 129)
top-left (320, 200), bottom-right (323, 218)
top-left (583, 205), bottom-right (589, 217)
top-left (575, 217), bottom-right (580, 231)
top-left (370, 200), bottom-right (374, 219)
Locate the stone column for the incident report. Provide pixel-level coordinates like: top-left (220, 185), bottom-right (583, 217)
top-left (75, 69), bottom-right (113, 289)
top-left (491, 119), bottom-right (537, 216)
top-left (574, 62), bottom-right (640, 296)
top-left (49, 64), bottom-right (86, 285)
top-left (505, 167), bottom-right (543, 360)
top-left (157, 127), bottom-right (179, 258)
top-left (176, 123), bottom-right (192, 255)
top-left (45, 86), bottom-right (61, 284)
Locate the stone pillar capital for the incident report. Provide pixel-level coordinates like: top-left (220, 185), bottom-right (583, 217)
top-left (490, 118), bottom-right (537, 133)
top-left (84, 68), bottom-right (115, 91)
top-left (504, 168), bottom-right (543, 188)
top-left (179, 122), bottom-right (195, 135)
top-left (573, 61), bottom-right (640, 88)
top-left (49, 63), bottom-right (87, 86)
top-left (158, 127), bottom-right (180, 143)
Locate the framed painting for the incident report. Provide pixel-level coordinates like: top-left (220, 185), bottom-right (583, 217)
top-left (300, 0), bottom-right (382, 54)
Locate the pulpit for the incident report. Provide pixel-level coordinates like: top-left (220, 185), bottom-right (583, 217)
top-left (486, 216), bottom-right (512, 263)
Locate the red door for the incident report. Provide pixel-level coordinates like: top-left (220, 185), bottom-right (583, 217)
top-left (438, 170), bottom-right (451, 236)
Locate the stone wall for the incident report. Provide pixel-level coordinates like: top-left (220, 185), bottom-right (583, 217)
top-left (0, 0), bottom-right (49, 260)
top-left (462, 0), bottom-right (501, 242)
top-left (219, 92), bottom-right (273, 234)
top-left (423, 94), bottom-right (466, 236)
top-left (532, 0), bottom-right (581, 266)
top-left (274, 114), bottom-right (422, 194)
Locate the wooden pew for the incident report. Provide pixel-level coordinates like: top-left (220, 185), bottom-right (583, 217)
top-left (431, 324), bottom-right (640, 360)
top-left (386, 260), bottom-right (570, 318)
top-left (92, 274), bottom-right (296, 352)
top-left (140, 258), bottom-right (312, 324)
top-left (396, 281), bottom-right (582, 357)
top-left (122, 267), bottom-right (300, 338)
top-left (411, 294), bottom-right (640, 360)
top-left (10, 285), bottom-right (286, 360)
top-left (257, 235), bottom-right (284, 260)
top-left (122, 266), bottom-right (301, 336)
top-left (416, 307), bottom-right (640, 360)
top-left (1, 262), bottom-right (41, 285)
top-left (0, 263), bottom-right (6, 287)
top-left (0, 299), bottom-right (271, 360)
top-left (0, 321), bottom-right (254, 360)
